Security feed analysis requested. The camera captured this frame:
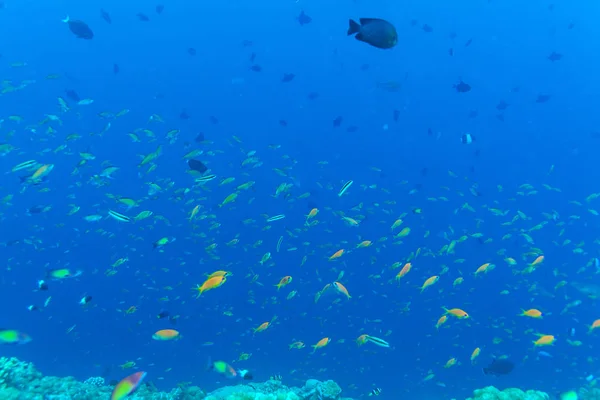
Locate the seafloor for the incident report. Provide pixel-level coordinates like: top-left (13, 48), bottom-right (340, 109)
top-left (0, 356), bottom-right (595, 400)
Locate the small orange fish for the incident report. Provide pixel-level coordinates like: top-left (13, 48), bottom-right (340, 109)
top-left (306, 208), bottom-right (318, 220)
top-left (356, 334), bottom-right (369, 346)
top-left (329, 249), bottom-right (344, 261)
top-left (443, 308), bottom-right (469, 319)
top-left (470, 347), bottom-right (481, 363)
top-left (588, 319), bottom-right (600, 333)
top-left (453, 277), bottom-right (464, 286)
top-left (275, 276), bottom-right (293, 290)
top-left (152, 329), bottom-right (181, 341)
top-left (333, 281), bottom-right (351, 299)
top-left (530, 255), bottom-right (545, 267)
top-left (311, 337), bottom-right (331, 353)
top-left (533, 334), bottom-right (555, 346)
top-left (444, 358), bottom-right (458, 368)
top-left (31, 164), bottom-right (54, 180)
top-left (254, 321), bottom-right (271, 334)
top-left (435, 315), bottom-right (447, 329)
top-left (194, 276), bottom-right (226, 298)
top-left (420, 275), bottom-right (439, 292)
top-left (520, 309), bottom-right (543, 318)
top-left (356, 240), bottom-right (372, 249)
top-left (395, 263), bottom-right (412, 281)
top-left (474, 263), bottom-right (492, 275)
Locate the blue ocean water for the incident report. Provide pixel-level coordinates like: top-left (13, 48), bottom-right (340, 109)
top-left (1, 0), bottom-right (599, 398)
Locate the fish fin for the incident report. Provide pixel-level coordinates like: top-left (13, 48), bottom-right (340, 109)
top-left (62, 15), bottom-right (70, 23)
top-left (355, 33), bottom-right (365, 42)
top-left (347, 19), bottom-right (361, 35)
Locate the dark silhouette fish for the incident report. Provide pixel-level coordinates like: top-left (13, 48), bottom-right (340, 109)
top-left (179, 110), bottom-right (190, 120)
top-left (282, 73), bottom-right (295, 83)
top-left (548, 51), bottom-right (562, 62)
top-left (65, 89), bottom-right (80, 102)
top-left (453, 79), bottom-right (471, 93)
top-left (156, 5), bottom-right (164, 14)
top-left (496, 100), bottom-right (509, 110)
top-left (113, 64), bottom-right (120, 74)
top-left (100, 9), bottom-right (112, 24)
top-left (188, 159), bottom-right (208, 173)
top-left (297, 10), bottom-right (312, 26)
top-left (536, 94), bottom-right (551, 103)
top-left (63, 16), bottom-right (94, 39)
top-left (483, 358), bottom-right (514, 376)
top-left (347, 18), bottom-right (397, 49)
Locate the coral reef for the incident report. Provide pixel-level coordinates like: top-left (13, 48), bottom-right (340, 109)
top-left (466, 386), bottom-right (549, 400)
top-left (579, 387), bottom-right (600, 400)
top-left (0, 357), bottom-right (570, 400)
top-left (204, 378), bottom-right (346, 400)
top-left (0, 357), bottom-right (202, 400)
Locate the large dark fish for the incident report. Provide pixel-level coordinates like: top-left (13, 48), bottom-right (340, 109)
top-left (483, 358), bottom-right (514, 376)
top-left (188, 159), bottom-right (208, 173)
top-left (347, 18), bottom-right (397, 49)
top-left (63, 16), bottom-right (94, 39)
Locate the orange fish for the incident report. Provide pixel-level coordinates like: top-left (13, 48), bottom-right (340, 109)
top-left (435, 315), bottom-right (448, 329)
top-left (329, 249), bottom-right (344, 261)
top-left (520, 309), bottom-right (543, 318)
top-left (453, 277), bottom-right (464, 287)
top-left (152, 329), bottom-right (181, 341)
top-left (356, 334), bottom-right (369, 346)
top-left (254, 321), bottom-right (271, 334)
top-left (588, 319), bottom-right (600, 333)
top-left (333, 281), bottom-right (351, 299)
top-left (395, 263), bottom-right (412, 281)
top-left (443, 308), bottom-right (469, 319)
top-left (188, 205), bottom-right (200, 221)
top-left (194, 276), bottom-right (226, 298)
top-left (311, 337), bottom-right (330, 353)
top-left (474, 263), bottom-right (492, 275)
top-left (31, 164), bottom-right (54, 180)
top-left (470, 347), bottom-right (481, 363)
top-left (533, 334), bottom-right (555, 346)
top-left (305, 208), bottom-right (319, 225)
top-left (356, 240), bottom-right (372, 249)
top-left (530, 255), bottom-right (545, 267)
top-left (420, 275), bottom-right (439, 292)
top-left (444, 358), bottom-right (458, 368)
top-left (275, 276), bottom-right (293, 290)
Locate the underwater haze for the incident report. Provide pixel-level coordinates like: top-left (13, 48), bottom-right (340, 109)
top-left (0, 0), bottom-right (599, 398)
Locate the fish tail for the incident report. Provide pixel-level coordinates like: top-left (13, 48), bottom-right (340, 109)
top-left (347, 19), bottom-right (361, 35)
top-left (62, 15), bottom-right (70, 23)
